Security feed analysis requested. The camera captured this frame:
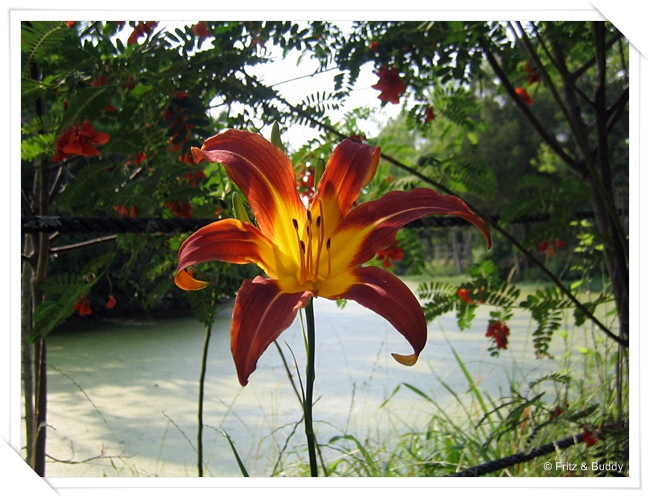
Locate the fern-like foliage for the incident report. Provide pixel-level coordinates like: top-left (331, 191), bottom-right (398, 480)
top-left (418, 281), bottom-right (457, 323)
top-left (415, 152), bottom-right (497, 200)
top-left (520, 287), bottom-right (573, 359)
top-left (431, 86), bottom-right (483, 131)
top-left (21, 21), bottom-right (72, 65)
top-left (185, 286), bottom-right (221, 329)
top-left (29, 253), bottom-right (113, 341)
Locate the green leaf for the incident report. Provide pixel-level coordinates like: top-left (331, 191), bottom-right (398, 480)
top-left (29, 277), bottom-right (94, 342)
top-left (21, 133), bottom-right (56, 161)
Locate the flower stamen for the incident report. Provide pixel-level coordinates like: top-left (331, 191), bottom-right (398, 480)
top-left (312, 199), bottom-right (325, 282)
top-left (326, 238), bottom-right (332, 279)
top-left (306, 209), bottom-right (313, 282)
top-left (293, 218), bottom-right (306, 284)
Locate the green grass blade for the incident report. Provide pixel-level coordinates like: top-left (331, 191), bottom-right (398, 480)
top-left (222, 431), bottom-right (249, 477)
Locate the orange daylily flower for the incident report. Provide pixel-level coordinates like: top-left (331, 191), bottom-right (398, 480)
top-left (175, 130), bottom-right (491, 386)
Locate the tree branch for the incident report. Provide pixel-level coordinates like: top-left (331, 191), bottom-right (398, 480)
top-left (49, 235), bottom-right (118, 255)
top-left (478, 38), bottom-right (583, 174)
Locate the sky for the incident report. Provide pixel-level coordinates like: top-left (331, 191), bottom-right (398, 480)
top-left (117, 20), bottom-right (402, 150)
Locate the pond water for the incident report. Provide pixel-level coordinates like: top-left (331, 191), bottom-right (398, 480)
top-left (37, 289), bottom-right (593, 477)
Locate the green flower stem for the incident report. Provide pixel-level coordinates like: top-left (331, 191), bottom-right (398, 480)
top-left (304, 298), bottom-right (318, 477)
top-left (197, 321), bottom-right (212, 477)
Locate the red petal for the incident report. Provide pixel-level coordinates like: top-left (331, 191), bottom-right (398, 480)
top-left (80, 142), bottom-right (100, 156)
top-left (191, 130), bottom-right (305, 243)
top-left (62, 140), bottom-right (84, 155)
top-left (175, 218), bottom-right (276, 287)
top-left (231, 277), bottom-right (313, 386)
top-left (337, 188), bottom-right (491, 268)
top-left (314, 139), bottom-right (381, 222)
top-left (332, 266), bottom-right (426, 366)
top-left (90, 130), bottom-right (110, 145)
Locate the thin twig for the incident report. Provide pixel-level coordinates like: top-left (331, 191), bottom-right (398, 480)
top-left (50, 235), bottom-right (118, 254)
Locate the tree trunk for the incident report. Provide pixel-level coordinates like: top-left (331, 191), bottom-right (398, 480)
top-left (21, 236), bottom-right (35, 466)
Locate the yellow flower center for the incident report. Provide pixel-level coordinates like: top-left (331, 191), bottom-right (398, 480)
top-left (291, 199), bottom-right (332, 285)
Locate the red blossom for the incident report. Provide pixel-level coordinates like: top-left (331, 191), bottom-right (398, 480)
top-left (106, 295), bottom-right (117, 309)
top-left (113, 205), bottom-right (128, 217)
top-left (349, 133), bottom-right (366, 143)
top-left (549, 406), bottom-right (565, 420)
top-left (178, 153), bottom-right (196, 165)
top-left (375, 239), bottom-right (404, 269)
top-left (372, 67), bottom-right (405, 104)
top-left (192, 21), bottom-right (211, 37)
top-left (296, 165), bottom-right (315, 199)
top-left (124, 75), bottom-right (137, 92)
top-left (65, 22), bottom-right (75, 28)
top-left (52, 122), bottom-right (110, 162)
top-left (113, 205), bottom-right (138, 218)
top-left (425, 106), bottom-right (436, 123)
top-left (164, 93), bottom-right (196, 159)
top-left (515, 87), bottom-right (533, 105)
top-left (183, 170), bottom-right (206, 186)
top-left (127, 151), bottom-right (148, 167)
top-left (555, 238), bottom-right (566, 249)
top-left (486, 320), bottom-right (510, 350)
top-left (368, 40), bottom-right (379, 53)
top-left (524, 61), bottom-right (541, 84)
top-left (165, 200), bottom-right (193, 218)
top-left (92, 75), bottom-right (107, 87)
top-left (538, 239), bottom-right (555, 256)
top-left (127, 21), bottom-right (157, 45)
top-left (74, 295), bottom-right (93, 316)
top-left (456, 288), bottom-right (475, 304)
top-left (582, 428), bottom-right (598, 448)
